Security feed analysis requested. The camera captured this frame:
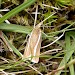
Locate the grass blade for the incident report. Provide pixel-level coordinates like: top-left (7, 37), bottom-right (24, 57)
top-left (0, 23), bottom-right (32, 34)
top-left (69, 57), bottom-right (74, 75)
top-left (3, 33), bottom-right (23, 57)
top-left (56, 31), bottom-right (75, 75)
top-left (0, 0), bottom-right (36, 23)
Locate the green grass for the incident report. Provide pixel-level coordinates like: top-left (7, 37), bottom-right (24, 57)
top-left (56, 31), bottom-right (75, 75)
top-left (0, 0), bottom-right (36, 23)
top-left (0, 0), bottom-right (75, 75)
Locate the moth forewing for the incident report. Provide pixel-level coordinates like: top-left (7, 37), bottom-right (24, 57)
top-left (23, 26), bottom-right (41, 63)
top-left (32, 28), bottom-right (41, 63)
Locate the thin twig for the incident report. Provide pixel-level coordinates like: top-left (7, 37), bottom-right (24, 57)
top-left (0, 31), bottom-right (13, 51)
top-left (40, 48), bottom-right (62, 55)
top-left (41, 32), bottom-right (64, 49)
top-left (29, 65), bottom-right (43, 75)
top-left (0, 57), bottom-right (9, 63)
top-left (0, 9), bottom-right (9, 11)
top-left (42, 4), bottom-right (60, 10)
top-left (8, 70), bottom-right (31, 74)
top-left (1, 71), bottom-right (8, 75)
top-left (34, 5), bottom-right (38, 28)
top-left (46, 59), bottom-right (75, 75)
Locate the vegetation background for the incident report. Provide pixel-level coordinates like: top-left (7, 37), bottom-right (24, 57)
top-left (0, 0), bottom-right (75, 75)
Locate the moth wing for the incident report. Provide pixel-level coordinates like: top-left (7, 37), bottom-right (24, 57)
top-left (24, 27), bottom-right (41, 63)
top-left (31, 28), bottom-right (41, 63)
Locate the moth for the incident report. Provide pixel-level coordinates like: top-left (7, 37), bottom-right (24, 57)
top-left (23, 12), bottom-right (56, 63)
top-left (23, 24), bottom-right (41, 63)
